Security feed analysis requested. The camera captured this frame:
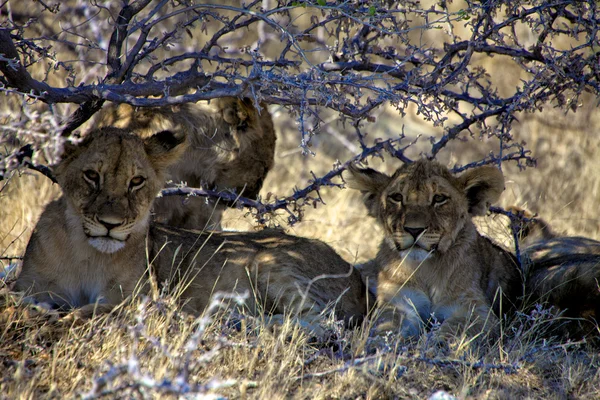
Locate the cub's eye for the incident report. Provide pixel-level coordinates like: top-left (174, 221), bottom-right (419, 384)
top-left (432, 194), bottom-right (448, 205)
top-left (83, 170), bottom-right (100, 185)
top-left (388, 193), bottom-right (403, 203)
top-left (129, 176), bottom-right (146, 190)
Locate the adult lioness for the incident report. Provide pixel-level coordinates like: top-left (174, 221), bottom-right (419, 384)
top-left (93, 98), bottom-right (276, 230)
top-left (14, 127), bottom-right (368, 327)
top-left (346, 159), bottom-right (600, 339)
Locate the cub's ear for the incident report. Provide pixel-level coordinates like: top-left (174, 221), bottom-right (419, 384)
top-left (59, 140), bottom-right (81, 164)
top-left (54, 136), bottom-right (89, 180)
top-left (458, 166), bottom-right (504, 216)
top-left (144, 130), bottom-right (187, 170)
top-left (344, 164), bottom-right (391, 217)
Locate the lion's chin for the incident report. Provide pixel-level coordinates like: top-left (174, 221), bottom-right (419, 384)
top-left (399, 247), bottom-right (433, 263)
top-left (88, 237), bottom-right (126, 253)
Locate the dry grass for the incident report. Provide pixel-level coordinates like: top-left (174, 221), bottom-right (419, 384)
top-left (1, 284), bottom-right (599, 399)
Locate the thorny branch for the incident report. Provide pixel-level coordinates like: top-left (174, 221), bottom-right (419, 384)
top-left (1, 0), bottom-right (599, 224)
top-left (298, 350), bottom-right (519, 382)
top-left (164, 137), bottom-right (408, 224)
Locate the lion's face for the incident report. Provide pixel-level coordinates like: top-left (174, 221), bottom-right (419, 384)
top-left (91, 98), bottom-right (277, 229)
top-left (347, 160), bottom-right (504, 260)
top-left (54, 127), bottom-right (185, 253)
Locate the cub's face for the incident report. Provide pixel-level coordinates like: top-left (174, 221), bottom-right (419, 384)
top-left (346, 160), bottom-right (504, 259)
top-left (54, 127), bottom-right (185, 253)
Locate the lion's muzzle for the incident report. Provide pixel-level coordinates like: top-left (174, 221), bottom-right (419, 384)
top-left (390, 228), bottom-right (440, 253)
top-left (82, 215), bottom-right (132, 253)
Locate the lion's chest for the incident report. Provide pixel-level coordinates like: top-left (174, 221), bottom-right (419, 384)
top-left (394, 257), bottom-right (450, 297)
top-left (55, 254), bottom-right (117, 308)
top-left (395, 256), bottom-right (463, 314)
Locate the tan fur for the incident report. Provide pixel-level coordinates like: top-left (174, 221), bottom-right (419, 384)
top-left (521, 236), bottom-right (600, 337)
top-left (14, 128), bottom-right (368, 327)
top-left (92, 98), bottom-right (276, 229)
top-left (506, 206), bottom-right (599, 334)
top-left (347, 160), bottom-right (518, 338)
top-left (506, 205), bottom-right (557, 247)
top-left (348, 160), bottom-right (600, 340)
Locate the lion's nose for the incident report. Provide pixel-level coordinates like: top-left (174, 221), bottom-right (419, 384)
top-left (97, 216), bottom-right (125, 231)
top-left (404, 227), bottom-right (425, 240)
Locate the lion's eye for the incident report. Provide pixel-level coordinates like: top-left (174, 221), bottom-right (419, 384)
top-left (388, 193), bottom-right (403, 203)
top-left (129, 176), bottom-right (146, 190)
top-left (432, 194), bottom-right (448, 205)
top-left (83, 170), bottom-right (100, 186)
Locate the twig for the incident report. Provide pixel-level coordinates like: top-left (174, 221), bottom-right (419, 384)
top-left (161, 137), bottom-right (409, 224)
top-left (12, 144), bottom-right (58, 184)
top-left (298, 351), bottom-right (519, 381)
top-left (0, 256), bottom-right (23, 260)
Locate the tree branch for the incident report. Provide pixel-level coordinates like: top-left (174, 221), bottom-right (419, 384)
top-left (0, 30), bottom-right (53, 96)
top-left (160, 138), bottom-right (409, 224)
top-left (61, 0), bottom-right (154, 136)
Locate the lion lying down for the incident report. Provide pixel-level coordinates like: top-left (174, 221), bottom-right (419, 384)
top-left (347, 159), bottom-right (600, 339)
top-left (14, 127), bottom-right (369, 328)
top-left (92, 98), bottom-right (277, 230)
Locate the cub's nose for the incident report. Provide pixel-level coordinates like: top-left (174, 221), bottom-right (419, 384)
top-left (404, 226), bottom-right (425, 240)
top-left (97, 216), bottom-right (125, 231)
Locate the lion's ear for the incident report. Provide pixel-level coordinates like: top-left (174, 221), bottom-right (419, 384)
top-left (458, 166), bottom-right (504, 216)
top-left (144, 130), bottom-right (186, 170)
top-left (345, 165), bottom-right (391, 217)
top-left (54, 137), bottom-right (88, 181)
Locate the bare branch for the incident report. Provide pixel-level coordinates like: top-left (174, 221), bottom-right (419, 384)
top-left (0, 30), bottom-right (53, 96)
top-left (106, 0), bottom-right (153, 80)
top-left (160, 138), bottom-right (410, 224)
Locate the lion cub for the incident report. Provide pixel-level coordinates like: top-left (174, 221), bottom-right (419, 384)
top-left (347, 160), bottom-right (518, 338)
top-left (347, 160), bottom-right (600, 340)
top-left (14, 127), bottom-right (368, 327)
top-left (93, 98), bottom-right (276, 230)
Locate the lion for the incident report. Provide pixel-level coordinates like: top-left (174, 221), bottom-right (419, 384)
top-left (346, 159), bottom-right (600, 339)
top-left (92, 98), bottom-right (276, 230)
top-left (14, 127), bottom-right (369, 329)
top-left (512, 208), bottom-right (600, 334)
top-left (524, 236), bottom-right (600, 334)
top-left (506, 205), bottom-right (557, 247)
